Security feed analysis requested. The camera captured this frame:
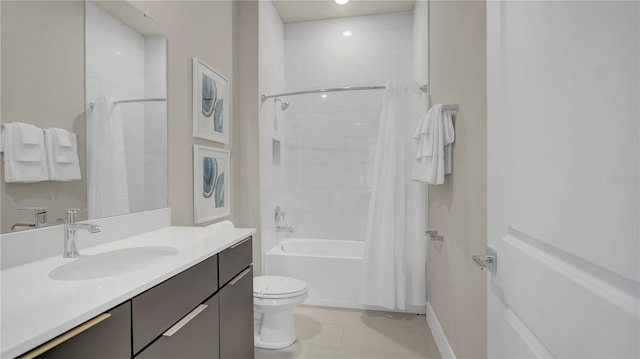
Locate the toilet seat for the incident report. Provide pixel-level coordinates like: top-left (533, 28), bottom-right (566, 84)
top-left (253, 276), bottom-right (307, 299)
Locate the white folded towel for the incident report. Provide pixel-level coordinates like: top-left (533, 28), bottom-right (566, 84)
top-left (411, 104), bottom-right (455, 184)
top-left (44, 128), bottom-right (81, 181)
top-left (2, 122), bottom-right (49, 182)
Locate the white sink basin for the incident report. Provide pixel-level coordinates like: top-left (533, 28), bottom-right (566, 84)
top-left (49, 246), bottom-right (179, 281)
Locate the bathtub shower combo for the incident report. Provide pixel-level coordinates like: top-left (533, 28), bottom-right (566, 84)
top-left (266, 238), bottom-right (364, 309)
top-left (259, 81), bottom-right (431, 315)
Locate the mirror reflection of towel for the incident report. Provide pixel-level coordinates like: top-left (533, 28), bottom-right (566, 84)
top-left (2, 122), bottom-right (49, 182)
top-left (44, 128), bottom-right (81, 181)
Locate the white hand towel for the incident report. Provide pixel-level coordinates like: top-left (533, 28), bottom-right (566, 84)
top-left (16, 123), bottom-right (41, 145)
top-left (411, 104), bottom-right (455, 184)
top-left (44, 128), bottom-right (81, 181)
top-left (2, 122), bottom-right (49, 182)
top-left (442, 109), bottom-right (455, 175)
top-left (54, 128), bottom-right (73, 147)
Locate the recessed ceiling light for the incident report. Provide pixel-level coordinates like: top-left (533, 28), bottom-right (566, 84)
top-left (342, 31), bottom-right (352, 37)
top-left (335, 0), bottom-right (350, 5)
top-left (321, 94), bottom-right (328, 98)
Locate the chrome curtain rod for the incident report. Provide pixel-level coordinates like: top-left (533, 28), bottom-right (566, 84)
top-left (261, 84), bottom-right (429, 103)
top-left (89, 98), bottom-right (166, 110)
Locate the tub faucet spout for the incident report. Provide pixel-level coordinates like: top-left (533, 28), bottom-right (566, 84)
top-left (276, 226), bottom-right (294, 234)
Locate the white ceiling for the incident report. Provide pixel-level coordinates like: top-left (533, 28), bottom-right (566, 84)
top-left (273, 0), bottom-right (416, 24)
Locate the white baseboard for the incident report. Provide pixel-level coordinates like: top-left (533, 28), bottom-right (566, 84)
top-left (427, 302), bottom-right (457, 359)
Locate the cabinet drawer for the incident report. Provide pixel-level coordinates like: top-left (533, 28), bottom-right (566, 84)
top-left (32, 301), bottom-right (131, 359)
top-left (219, 236), bottom-right (252, 286)
top-left (132, 255), bottom-right (218, 354)
top-left (219, 266), bottom-right (254, 359)
top-left (136, 295), bottom-right (220, 359)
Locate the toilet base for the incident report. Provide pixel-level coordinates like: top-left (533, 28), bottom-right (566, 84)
top-left (254, 305), bottom-right (299, 349)
top-left (253, 276), bottom-right (308, 350)
top-left (254, 335), bottom-right (296, 350)
top-left (254, 293), bottom-right (307, 349)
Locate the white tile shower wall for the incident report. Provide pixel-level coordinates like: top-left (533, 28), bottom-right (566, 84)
top-left (284, 12), bottom-right (413, 241)
top-left (86, 2), bottom-right (145, 213)
top-left (259, 0), bottom-right (287, 262)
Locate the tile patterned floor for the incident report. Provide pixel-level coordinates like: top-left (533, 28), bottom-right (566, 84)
top-left (255, 306), bottom-right (441, 359)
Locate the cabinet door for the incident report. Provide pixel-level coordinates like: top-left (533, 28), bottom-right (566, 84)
top-left (132, 255), bottom-right (218, 354)
top-left (219, 266), bottom-right (254, 359)
top-left (219, 237), bottom-right (252, 286)
top-left (35, 301), bottom-right (131, 359)
top-left (136, 295), bottom-right (220, 359)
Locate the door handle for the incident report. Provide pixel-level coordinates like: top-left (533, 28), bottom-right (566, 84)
top-left (163, 304), bottom-right (208, 337)
top-left (229, 267), bottom-right (252, 286)
top-left (19, 313), bottom-right (111, 359)
top-left (472, 246), bottom-right (497, 273)
top-left (230, 237), bottom-right (251, 249)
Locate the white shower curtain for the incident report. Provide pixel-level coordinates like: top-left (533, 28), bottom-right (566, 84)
top-left (87, 97), bottom-right (130, 219)
top-left (362, 79), bottom-right (428, 311)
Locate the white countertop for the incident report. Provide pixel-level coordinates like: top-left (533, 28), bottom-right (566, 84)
top-left (0, 225), bottom-right (255, 358)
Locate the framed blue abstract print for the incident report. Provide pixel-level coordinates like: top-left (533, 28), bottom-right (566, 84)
top-left (193, 145), bottom-right (230, 223)
top-left (192, 58), bottom-right (229, 144)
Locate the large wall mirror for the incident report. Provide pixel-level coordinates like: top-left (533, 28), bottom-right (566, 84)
top-left (0, 1), bottom-right (167, 233)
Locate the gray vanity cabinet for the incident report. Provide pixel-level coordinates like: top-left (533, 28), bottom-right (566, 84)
top-left (136, 295), bottom-right (220, 359)
top-left (132, 255), bottom-right (218, 354)
top-left (20, 236), bottom-right (254, 359)
top-left (219, 266), bottom-right (254, 359)
top-left (219, 237), bottom-right (254, 359)
top-left (36, 301), bottom-right (131, 359)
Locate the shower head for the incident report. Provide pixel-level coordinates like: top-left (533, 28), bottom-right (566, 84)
top-left (274, 98), bottom-right (290, 111)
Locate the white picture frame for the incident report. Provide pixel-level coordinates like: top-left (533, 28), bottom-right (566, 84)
top-left (192, 58), bottom-right (230, 144)
top-left (193, 145), bottom-right (230, 223)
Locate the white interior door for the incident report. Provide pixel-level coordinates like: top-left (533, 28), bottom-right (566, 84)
top-left (487, 2), bottom-right (639, 358)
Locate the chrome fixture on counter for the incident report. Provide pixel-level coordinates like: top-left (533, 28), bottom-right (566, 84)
top-left (63, 209), bottom-right (102, 258)
top-left (11, 207), bottom-right (48, 230)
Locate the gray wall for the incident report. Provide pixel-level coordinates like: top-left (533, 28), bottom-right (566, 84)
top-left (232, 0), bottom-right (261, 274)
top-left (428, 1), bottom-right (487, 358)
top-left (1, 1), bottom-right (86, 232)
top-left (130, 1), bottom-right (261, 264)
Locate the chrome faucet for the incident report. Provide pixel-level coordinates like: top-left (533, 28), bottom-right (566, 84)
top-left (63, 209), bottom-right (102, 258)
top-left (276, 225), bottom-right (294, 234)
top-left (11, 207), bottom-right (47, 230)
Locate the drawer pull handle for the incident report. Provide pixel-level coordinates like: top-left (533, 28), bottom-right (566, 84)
top-left (230, 237), bottom-right (251, 249)
top-left (163, 304), bottom-right (208, 337)
top-left (229, 267), bottom-right (252, 286)
top-left (19, 313), bottom-right (111, 359)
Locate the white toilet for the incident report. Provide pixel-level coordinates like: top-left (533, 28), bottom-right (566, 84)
top-left (253, 275), bottom-right (308, 349)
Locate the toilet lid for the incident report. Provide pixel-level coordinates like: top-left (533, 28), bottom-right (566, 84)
top-left (253, 275), bottom-right (307, 298)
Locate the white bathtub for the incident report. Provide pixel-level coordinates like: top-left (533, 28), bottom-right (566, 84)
top-left (265, 238), bottom-right (425, 313)
top-left (265, 238), bottom-right (364, 309)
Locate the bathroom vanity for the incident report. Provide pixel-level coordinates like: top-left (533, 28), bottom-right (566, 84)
top-left (1, 224), bottom-right (255, 359)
